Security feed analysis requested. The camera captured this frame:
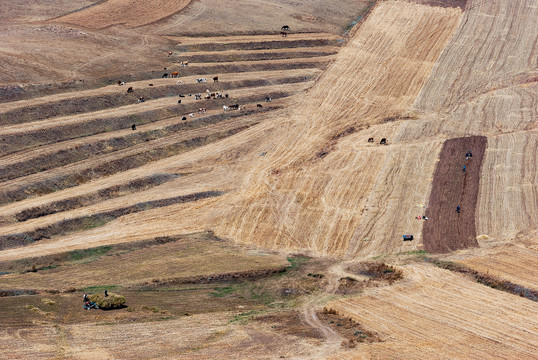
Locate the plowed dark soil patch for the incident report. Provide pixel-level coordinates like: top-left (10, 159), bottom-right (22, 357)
top-left (423, 136), bottom-right (487, 253)
top-left (255, 311), bottom-right (323, 339)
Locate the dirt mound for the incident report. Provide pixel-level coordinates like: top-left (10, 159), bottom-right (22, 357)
top-left (422, 136), bottom-right (487, 253)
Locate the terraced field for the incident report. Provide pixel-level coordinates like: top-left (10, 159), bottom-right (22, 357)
top-left (0, 32), bottom-right (340, 258)
top-left (1, 0), bottom-right (537, 359)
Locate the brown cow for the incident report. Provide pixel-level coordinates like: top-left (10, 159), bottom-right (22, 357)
top-left (170, 71), bottom-right (179, 78)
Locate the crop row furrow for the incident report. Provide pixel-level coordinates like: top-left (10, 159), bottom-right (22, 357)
top-left (0, 190), bottom-right (224, 251)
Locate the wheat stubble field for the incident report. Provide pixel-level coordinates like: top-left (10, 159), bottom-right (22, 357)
top-left (0, 0), bottom-right (537, 359)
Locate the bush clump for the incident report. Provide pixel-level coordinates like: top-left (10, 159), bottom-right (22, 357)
top-left (88, 293), bottom-right (125, 309)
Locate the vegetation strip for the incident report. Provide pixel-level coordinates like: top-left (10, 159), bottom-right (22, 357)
top-left (0, 114), bottom-right (260, 205)
top-left (181, 51), bottom-right (336, 64)
top-left (181, 39), bottom-right (339, 52)
top-left (0, 89), bottom-right (289, 156)
top-left (0, 76), bottom-right (308, 126)
top-left (0, 191), bottom-right (224, 251)
top-left (427, 258), bottom-right (537, 301)
top-left (0, 105), bottom-right (280, 183)
top-left (13, 174), bottom-right (178, 222)
top-left (0, 235), bottom-right (188, 274)
top-left (138, 268), bottom-right (287, 289)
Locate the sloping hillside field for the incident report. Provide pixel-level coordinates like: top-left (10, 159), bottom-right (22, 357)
top-left (1, 0), bottom-right (537, 359)
top-left (423, 136), bottom-right (487, 253)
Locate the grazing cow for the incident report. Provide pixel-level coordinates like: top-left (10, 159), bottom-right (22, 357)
top-left (213, 76), bottom-right (219, 82)
top-left (281, 25), bottom-right (290, 31)
top-left (182, 116), bottom-right (187, 120)
top-left (229, 104), bottom-right (239, 110)
top-left (280, 31), bottom-right (288, 37)
top-left (170, 71), bottom-right (179, 78)
top-left (127, 87), bottom-right (133, 93)
top-left (178, 94), bottom-right (185, 97)
top-left (380, 138), bottom-right (387, 145)
top-left (195, 94), bottom-right (202, 100)
top-left (223, 105), bottom-right (229, 111)
top-left (265, 96), bottom-right (272, 102)
top-left (131, 124), bottom-right (137, 130)
top-left (178, 100), bottom-right (182, 104)
top-left (368, 137), bottom-right (374, 143)
top-left (196, 78), bottom-right (207, 83)
top-left (162, 73), bottom-right (168, 78)
top-left (189, 113), bottom-right (194, 117)
top-left (138, 97), bottom-right (145, 103)
top-left (148, 83), bottom-right (154, 86)
top-left (180, 61), bottom-right (189, 67)
top-left (257, 104), bottom-right (263, 108)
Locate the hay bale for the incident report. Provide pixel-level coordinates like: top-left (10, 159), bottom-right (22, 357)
top-left (88, 293), bottom-right (125, 309)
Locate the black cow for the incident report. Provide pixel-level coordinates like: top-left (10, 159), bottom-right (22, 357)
top-left (178, 100), bottom-right (182, 104)
top-left (380, 138), bottom-right (387, 145)
top-left (213, 76), bottom-right (219, 82)
top-left (257, 104), bottom-right (263, 108)
top-left (162, 73), bottom-right (168, 78)
top-left (127, 87), bottom-right (133, 93)
top-left (181, 116), bottom-right (187, 121)
top-left (131, 124), bottom-right (137, 130)
top-left (368, 137), bottom-right (374, 143)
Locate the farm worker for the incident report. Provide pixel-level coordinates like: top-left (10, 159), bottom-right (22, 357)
top-left (83, 293), bottom-right (88, 301)
top-left (456, 206), bottom-right (460, 213)
top-left (104, 289), bottom-right (108, 297)
top-left (462, 165), bottom-right (466, 172)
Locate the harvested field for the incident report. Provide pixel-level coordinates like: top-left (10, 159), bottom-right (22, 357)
top-left (0, 232), bottom-right (287, 291)
top-left (51, 0), bottom-right (192, 29)
top-left (452, 242), bottom-right (538, 291)
top-left (180, 39), bottom-right (340, 52)
top-left (0, 191), bottom-right (223, 251)
top-left (211, 1), bottom-right (463, 257)
top-left (181, 50), bottom-right (336, 63)
top-left (423, 136), bottom-right (487, 253)
top-left (1, 0), bottom-right (538, 358)
top-left (327, 264), bottom-right (538, 359)
top-left (477, 132), bottom-right (538, 242)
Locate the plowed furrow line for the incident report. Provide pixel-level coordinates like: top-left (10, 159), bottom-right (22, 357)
top-left (0, 105), bottom-right (282, 183)
top-left (0, 68), bottom-right (320, 114)
top-left (0, 190), bottom-right (223, 251)
top-left (168, 33), bottom-right (340, 45)
top-left (0, 113), bottom-right (260, 207)
top-left (181, 51), bottom-right (336, 63)
top-left (0, 75), bottom-right (309, 127)
top-left (0, 84), bottom-right (301, 156)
